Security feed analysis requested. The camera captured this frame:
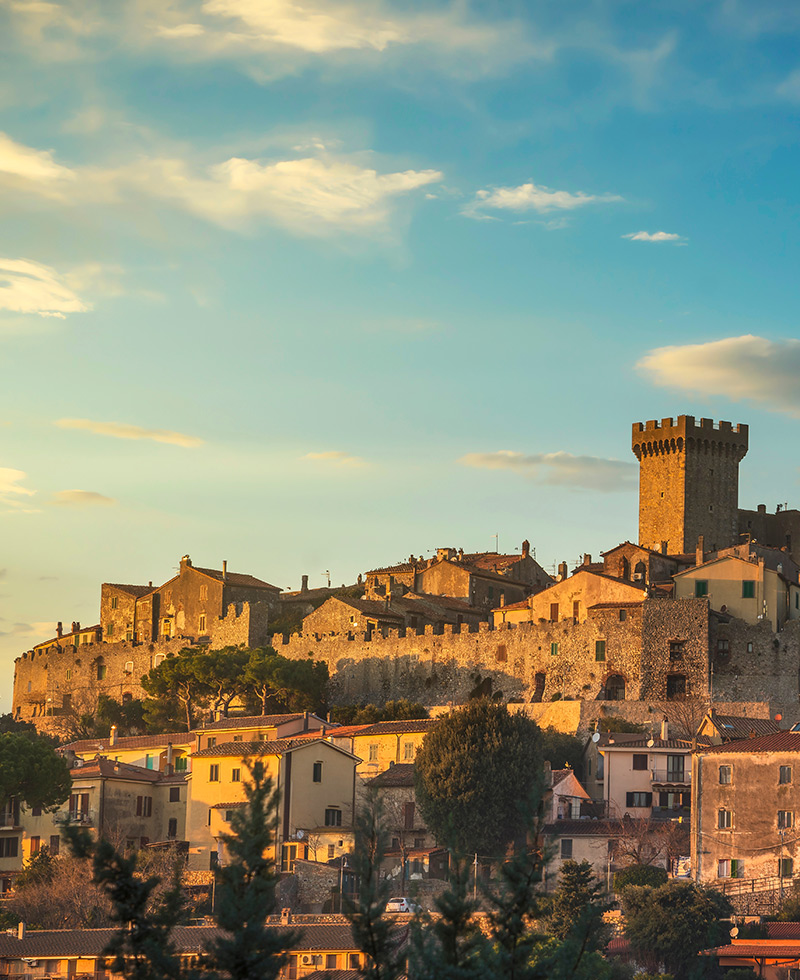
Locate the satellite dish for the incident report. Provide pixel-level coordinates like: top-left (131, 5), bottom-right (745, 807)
top-left (296, 830), bottom-right (305, 840)
top-left (730, 926), bottom-right (739, 938)
top-left (592, 732), bottom-right (601, 743)
top-left (647, 738), bottom-right (655, 748)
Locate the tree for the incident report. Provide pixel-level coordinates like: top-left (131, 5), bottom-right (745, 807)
top-left (598, 716), bottom-right (646, 734)
top-left (194, 648), bottom-right (249, 717)
top-left (15, 845), bottom-right (56, 889)
top-left (204, 759), bottom-right (297, 980)
top-left (345, 787), bottom-right (405, 980)
top-left (613, 864), bottom-right (668, 891)
top-left (0, 733), bottom-right (71, 811)
top-left (414, 700), bottom-right (545, 857)
top-left (549, 861), bottom-right (607, 947)
top-left (142, 648), bottom-right (212, 731)
top-left (332, 700), bottom-right (429, 725)
top-left (613, 818), bottom-right (670, 868)
top-left (242, 647), bottom-right (328, 715)
top-left (620, 881), bottom-right (732, 979)
top-left (541, 728), bottom-right (584, 777)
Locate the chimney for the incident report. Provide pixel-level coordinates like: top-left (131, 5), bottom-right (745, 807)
top-left (758, 503), bottom-right (767, 514)
top-left (166, 742), bottom-right (173, 770)
top-left (696, 535), bottom-right (704, 567)
top-left (304, 710), bottom-right (310, 731)
top-left (521, 539), bottom-right (530, 558)
top-left (558, 561), bottom-right (568, 581)
top-left (281, 908), bottom-right (292, 925)
top-left (180, 555), bottom-right (192, 570)
top-left (17, 922), bottom-right (25, 941)
top-left (660, 541), bottom-right (668, 555)
top-left (301, 574), bottom-right (309, 593)
top-left (660, 717), bottom-right (669, 741)
top-left (56, 622), bottom-right (63, 638)
top-left (74, 621), bottom-right (80, 634)
top-left (583, 554), bottom-right (592, 566)
top-left (109, 725), bottom-right (118, 747)
top-left (543, 759), bottom-right (552, 788)
top-left (500, 594), bottom-right (506, 607)
top-left (222, 561), bottom-right (227, 581)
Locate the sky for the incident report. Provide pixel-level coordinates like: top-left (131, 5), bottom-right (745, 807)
top-left (2, 0), bottom-right (800, 709)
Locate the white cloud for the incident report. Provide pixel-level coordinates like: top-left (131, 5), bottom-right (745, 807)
top-left (0, 257), bottom-right (90, 319)
top-left (464, 180), bottom-right (622, 218)
top-left (303, 450), bottom-right (366, 468)
top-left (0, 132), bottom-right (441, 237)
top-left (624, 230), bottom-right (685, 243)
top-left (55, 418), bottom-right (204, 448)
top-left (0, 131), bottom-right (75, 188)
top-left (637, 334), bottom-right (800, 417)
top-left (0, 467), bottom-right (39, 513)
top-left (459, 450), bottom-right (636, 492)
top-left (0, 620), bottom-right (56, 638)
top-left (51, 489), bottom-right (116, 506)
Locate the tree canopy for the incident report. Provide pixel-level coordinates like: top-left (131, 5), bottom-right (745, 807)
top-left (414, 700), bottom-right (545, 857)
top-left (0, 733), bottom-right (71, 810)
top-left (331, 699), bottom-right (429, 725)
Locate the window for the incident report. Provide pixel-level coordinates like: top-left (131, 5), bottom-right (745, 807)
top-left (747, 641), bottom-right (754, 653)
top-left (111, 596), bottom-right (118, 610)
top-left (595, 640), bottom-right (606, 662)
top-left (135, 796), bottom-right (152, 817)
top-left (327, 844), bottom-right (335, 860)
top-left (666, 674), bottom-right (687, 700)
top-left (97, 663), bottom-right (107, 680)
top-left (572, 601), bottom-right (580, 620)
top-left (124, 661), bottom-right (134, 673)
top-left (169, 787), bottom-right (180, 803)
top-left (313, 762), bottom-right (323, 782)
top-left (605, 675), bottom-right (625, 701)
top-left (0, 838), bottom-right (18, 858)
top-left (325, 808), bottom-right (342, 827)
top-left (162, 618), bottom-right (172, 638)
top-left (107, 623), bottom-right (115, 637)
top-left (233, 735), bottom-right (243, 742)
top-left (326, 955), bottom-right (338, 970)
top-left (780, 858), bottom-right (794, 877)
top-left (200, 585), bottom-right (208, 600)
top-left (632, 754), bottom-right (648, 771)
top-left (626, 792), bottom-right (652, 808)
top-left (560, 839), bottom-right (573, 859)
top-left (199, 614), bottom-right (207, 633)
top-left (495, 643), bottom-right (507, 662)
top-left (718, 859), bottom-right (730, 878)
top-left (210, 851), bottom-right (219, 869)
top-left (30, 836), bottom-right (40, 855)
top-left (779, 811), bottom-right (794, 829)
top-left (231, 768), bottom-right (241, 782)
top-left (666, 755), bottom-right (685, 781)
top-left (781, 766), bottom-right (793, 785)
top-left (145, 754), bottom-right (153, 770)
top-left (168, 818), bottom-right (178, 838)
top-left (403, 802), bottom-right (415, 831)
top-left (550, 642), bottom-right (559, 657)
top-left (619, 608), bottom-right (627, 622)
top-left (403, 741), bottom-right (414, 761)
top-left (695, 580), bottom-right (709, 598)
top-left (717, 639), bottom-right (729, 655)
top-left (210, 765), bottom-right (220, 782)
top-left (742, 581), bottom-right (755, 599)
top-left (208, 809), bottom-right (212, 826)
top-left (207, 737), bottom-right (216, 748)
top-left (731, 859), bottom-right (745, 878)
top-left (550, 603), bottom-right (559, 622)
top-left (174, 756), bottom-right (187, 772)
top-left (596, 755), bottom-right (604, 780)
top-left (49, 835), bottom-right (60, 855)
top-left (66, 669), bottom-right (72, 681)
top-left (349, 955), bottom-right (362, 971)
top-left (369, 744), bottom-right (378, 762)
top-left (225, 811), bottom-right (234, 822)
top-left (31, 806), bottom-right (41, 817)
top-left (718, 809), bottom-right (732, 829)
top-left (415, 837), bottom-right (424, 848)
top-left (669, 641), bottom-right (685, 661)
top-left (719, 765), bottom-right (732, 784)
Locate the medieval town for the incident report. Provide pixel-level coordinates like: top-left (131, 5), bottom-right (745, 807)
top-left (1, 412), bottom-right (800, 976)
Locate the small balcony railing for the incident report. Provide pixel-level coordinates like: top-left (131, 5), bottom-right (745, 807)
top-left (54, 808), bottom-right (95, 826)
top-left (0, 813), bottom-right (18, 829)
top-left (651, 768), bottom-right (690, 785)
top-left (651, 806), bottom-right (691, 822)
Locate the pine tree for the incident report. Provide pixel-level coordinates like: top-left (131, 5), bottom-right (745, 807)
top-left (204, 758), bottom-right (298, 980)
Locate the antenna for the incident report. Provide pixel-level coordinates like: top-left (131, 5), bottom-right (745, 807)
top-left (321, 570), bottom-right (331, 588)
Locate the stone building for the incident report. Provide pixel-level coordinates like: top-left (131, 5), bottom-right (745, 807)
top-left (302, 593), bottom-right (483, 636)
top-left (632, 415), bottom-right (749, 554)
top-left (740, 503), bottom-right (800, 566)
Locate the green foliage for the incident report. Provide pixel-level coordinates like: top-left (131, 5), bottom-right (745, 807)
top-left (720, 970), bottom-right (758, 980)
top-left (632, 974), bottom-right (674, 980)
top-left (332, 700), bottom-right (430, 725)
top-left (0, 713), bottom-right (45, 739)
top-left (242, 646), bottom-right (328, 715)
top-left (620, 881), bottom-right (732, 979)
top-left (540, 728), bottom-right (584, 777)
top-left (614, 864), bottom-right (668, 891)
top-left (345, 787), bottom-right (404, 980)
top-left (415, 700), bottom-right (545, 857)
top-left (204, 758), bottom-right (297, 980)
top-left (598, 717), bottom-right (646, 733)
top-left (776, 878), bottom-right (800, 921)
top-left (16, 845), bottom-right (56, 889)
top-left (64, 824), bottom-right (188, 980)
top-left (0, 732), bottom-right (71, 809)
top-left (549, 860), bottom-right (608, 948)
top-left (96, 695), bottom-right (147, 736)
top-left (142, 648), bottom-right (208, 731)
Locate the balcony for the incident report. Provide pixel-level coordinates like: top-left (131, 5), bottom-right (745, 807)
top-left (651, 806), bottom-right (691, 822)
top-left (54, 808), bottom-right (95, 826)
top-left (651, 768), bottom-right (690, 786)
top-left (0, 813), bottom-right (20, 830)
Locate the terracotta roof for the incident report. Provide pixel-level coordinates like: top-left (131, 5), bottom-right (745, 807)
top-left (70, 758), bottom-right (164, 782)
top-left (63, 733), bottom-right (194, 753)
top-left (105, 583), bottom-right (154, 597)
top-left (352, 719), bottom-right (438, 737)
top-left (542, 820), bottom-right (622, 837)
top-left (703, 732), bottom-right (800, 754)
top-left (200, 713), bottom-right (312, 732)
top-left (601, 736), bottom-right (692, 750)
top-left (305, 971), bottom-right (362, 980)
top-left (193, 740), bottom-right (291, 758)
top-left (461, 552), bottom-right (521, 571)
top-left (191, 565), bottom-right (281, 591)
top-left (709, 714), bottom-right (781, 741)
top-left (370, 763), bottom-right (415, 787)
top-left (700, 940), bottom-right (800, 958)
top-left (327, 597), bottom-right (405, 622)
top-left (211, 801), bottom-right (246, 810)
top-left (495, 599), bottom-right (529, 612)
top-left (551, 769), bottom-right (573, 788)
top-left (402, 592), bottom-right (478, 615)
top-left (281, 587), bottom-right (343, 601)
top-left (271, 922), bottom-right (358, 951)
top-left (0, 927), bottom-right (222, 958)
top-left (769, 923), bottom-right (800, 939)
top-left (587, 601), bottom-right (644, 610)
top-left (367, 562), bottom-right (417, 574)
top-left (325, 725), bottom-right (373, 738)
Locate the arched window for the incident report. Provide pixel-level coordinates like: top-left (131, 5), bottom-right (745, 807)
top-left (605, 675), bottom-right (625, 701)
top-left (532, 673), bottom-right (546, 703)
top-left (633, 561), bottom-right (647, 581)
top-left (621, 557), bottom-right (630, 580)
top-left (666, 674), bottom-right (687, 700)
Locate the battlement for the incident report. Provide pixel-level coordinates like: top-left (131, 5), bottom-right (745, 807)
top-left (632, 415), bottom-right (748, 452)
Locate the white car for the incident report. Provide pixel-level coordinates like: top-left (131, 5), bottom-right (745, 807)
top-left (385, 897), bottom-right (421, 914)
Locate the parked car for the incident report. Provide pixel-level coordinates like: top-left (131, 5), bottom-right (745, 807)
top-left (385, 897), bottom-right (421, 914)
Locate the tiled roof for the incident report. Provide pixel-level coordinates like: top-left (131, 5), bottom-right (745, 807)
top-left (193, 740), bottom-right (291, 758)
top-left (542, 820), bottom-right (622, 837)
top-left (192, 565), bottom-right (281, 591)
top-left (0, 927), bottom-right (223, 958)
top-left (211, 801), bottom-right (246, 810)
top-left (601, 736), bottom-right (693, 750)
top-left (325, 725), bottom-right (372, 738)
top-left (461, 552), bottom-right (521, 571)
top-left (367, 562), bottom-right (417, 574)
top-left (105, 583), bottom-right (154, 597)
top-left (497, 599), bottom-right (529, 611)
top-left (700, 940), bottom-right (800, 958)
top-left (768, 923), bottom-right (800, 939)
top-left (402, 592), bottom-right (478, 615)
top-left (281, 587), bottom-right (343, 601)
top-left (351, 719), bottom-right (438, 737)
top-left (71, 758), bottom-right (164, 782)
top-left (551, 769), bottom-right (572, 788)
top-left (710, 714), bottom-right (782, 741)
top-left (266, 923), bottom-right (357, 951)
top-left (305, 971), bottom-right (362, 980)
top-left (370, 763), bottom-right (416, 787)
top-left (330, 597), bottom-right (405, 621)
top-left (200, 713), bottom-right (310, 732)
top-left (63, 732), bottom-right (195, 753)
top-left (587, 601), bottom-right (644, 610)
top-left (703, 732), bottom-right (800, 754)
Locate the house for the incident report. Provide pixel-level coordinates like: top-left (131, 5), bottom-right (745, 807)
top-left (329, 719), bottom-right (439, 778)
top-left (696, 708), bottom-right (781, 745)
top-left (194, 713), bottom-right (330, 751)
top-left (583, 722), bottom-right (693, 822)
top-left (541, 820), bottom-right (621, 892)
top-left (691, 731), bottom-right (800, 886)
top-left (600, 542), bottom-right (692, 588)
top-left (545, 767), bottom-right (592, 822)
top-left (699, 936), bottom-right (800, 979)
top-left (186, 737), bottom-right (359, 873)
top-left (302, 594), bottom-right (483, 636)
top-left (62, 728), bottom-right (196, 772)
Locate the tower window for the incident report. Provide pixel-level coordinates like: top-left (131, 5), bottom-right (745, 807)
top-left (695, 580), bottom-right (709, 598)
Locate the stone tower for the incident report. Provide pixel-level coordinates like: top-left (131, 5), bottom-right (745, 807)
top-left (631, 415), bottom-right (749, 555)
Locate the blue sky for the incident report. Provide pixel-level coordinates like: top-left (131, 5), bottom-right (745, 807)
top-left (2, 0), bottom-right (800, 707)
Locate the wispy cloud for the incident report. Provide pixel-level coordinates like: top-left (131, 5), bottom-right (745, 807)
top-left (460, 450), bottom-right (636, 492)
top-left (0, 257), bottom-right (90, 318)
top-left (0, 620), bottom-right (56, 638)
top-left (0, 132), bottom-right (441, 237)
top-left (623, 230), bottom-right (686, 243)
top-left (0, 467), bottom-right (39, 513)
top-left (51, 489), bottom-right (116, 506)
top-left (55, 418), bottom-right (204, 448)
top-left (463, 180), bottom-right (622, 219)
top-left (637, 335), bottom-right (800, 418)
top-left (303, 450), bottom-right (367, 468)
